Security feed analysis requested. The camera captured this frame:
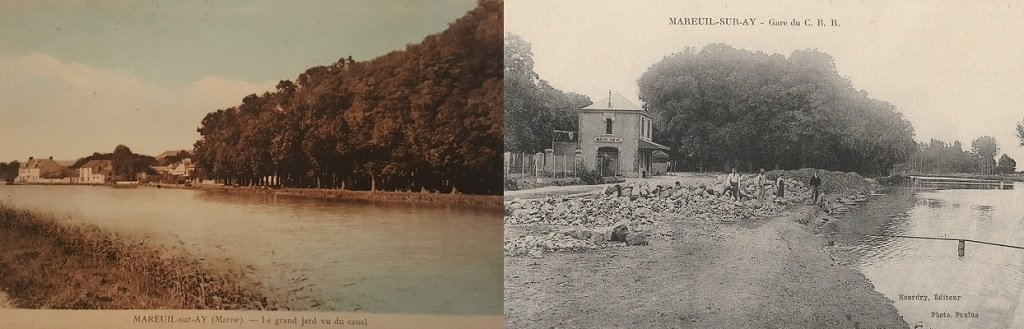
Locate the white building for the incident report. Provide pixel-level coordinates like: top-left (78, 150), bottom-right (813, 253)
top-left (577, 92), bottom-right (669, 177)
top-left (78, 160), bottom-right (112, 184)
top-left (168, 158), bottom-right (195, 177)
top-left (16, 157), bottom-right (66, 183)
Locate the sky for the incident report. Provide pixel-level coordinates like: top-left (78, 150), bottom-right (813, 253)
top-left (506, 0), bottom-right (1024, 164)
top-left (0, 0), bottom-right (477, 162)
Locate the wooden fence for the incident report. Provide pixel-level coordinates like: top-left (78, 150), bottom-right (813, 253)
top-left (504, 152), bottom-right (582, 179)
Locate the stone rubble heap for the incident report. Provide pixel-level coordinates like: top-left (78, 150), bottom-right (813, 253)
top-left (504, 171), bottom-right (874, 258)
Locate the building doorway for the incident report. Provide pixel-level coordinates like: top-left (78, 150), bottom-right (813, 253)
top-left (596, 147), bottom-right (619, 176)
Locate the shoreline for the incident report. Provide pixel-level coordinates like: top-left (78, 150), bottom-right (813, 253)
top-left (188, 185), bottom-right (504, 208)
top-left (4, 183), bottom-right (503, 208)
top-left (0, 205), bottom-right (283, 310)
top-left (899, 172), bottom-right (1024, 182)
top-left (503, 172), bottom-right (908, 328)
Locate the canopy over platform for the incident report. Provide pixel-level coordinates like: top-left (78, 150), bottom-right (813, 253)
top-left (639, 139), bottom-right (670, 151)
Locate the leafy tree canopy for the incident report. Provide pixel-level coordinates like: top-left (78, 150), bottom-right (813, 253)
top-left (970, 135), bottom-right (999, 161)
top-left (504, 33), bottom-right (592, 153)
top-left (997, 153), bottom-right (1017, 174)
top-left (638, 43), bottom-right (916, 175)
top-left (193, 0), bottom-right (503, 194)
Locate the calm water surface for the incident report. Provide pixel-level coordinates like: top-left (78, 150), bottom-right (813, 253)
top-left (841, 184), bottom-right (1024, 328)
top-left (0, 185), bottom-right (502, 315)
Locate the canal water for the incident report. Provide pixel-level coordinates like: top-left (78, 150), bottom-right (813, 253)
top-left (0, 185), bottom-right (502, 315)
top-left (835, 183), bottom-right (1024, 328)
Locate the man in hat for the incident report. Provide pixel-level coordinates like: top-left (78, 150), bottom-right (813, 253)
top-left (809, 170), bottom-right (822, 204)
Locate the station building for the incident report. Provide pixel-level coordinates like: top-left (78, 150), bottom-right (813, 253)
top-left (577, 92), bottom-right (669, 177)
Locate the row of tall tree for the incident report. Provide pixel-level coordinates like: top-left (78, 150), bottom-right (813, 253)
top-left (637, 44), bottom-right (917, 175)
top-left (504, 33), bottom-right (592, 153)
top-left (905, 137), bottom-right (1016, 174)
top-left (193, 0), bottom-right (502, 194)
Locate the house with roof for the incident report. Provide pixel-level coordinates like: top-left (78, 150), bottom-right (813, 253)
top-left (168, 158), bottom-right (195, 177)
top-left (155, 149), bottom-right (192, 165)
top-left (16, 157), bottom-right (69, 183)
top-left (577, 91), bottom-right (670, 177)
top-left (78, 159), bottom-right (112, 184)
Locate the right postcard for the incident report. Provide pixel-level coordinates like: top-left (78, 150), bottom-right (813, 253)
top-left (503, 0), bottom-right (1024, 328)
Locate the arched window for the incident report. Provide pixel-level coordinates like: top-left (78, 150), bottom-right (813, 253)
top-left (605, 118), bottom-right (613, 134)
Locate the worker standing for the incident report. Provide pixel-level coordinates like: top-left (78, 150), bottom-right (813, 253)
top-left (755, 169), bottom-right (767, 201)
top-left (809, 171), bottom-right (822, 204)
top-left (727, 168), bottom-right (741, 200)
top-left (776, 174), bottom-right (786, 198)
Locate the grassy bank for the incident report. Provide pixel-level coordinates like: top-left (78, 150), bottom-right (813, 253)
top-left (190, 185), bottom-right (503, 208)
top-left (0, 206), bottom-right (280, 309)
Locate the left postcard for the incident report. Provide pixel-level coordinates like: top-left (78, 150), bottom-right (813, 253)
top-left (0, 1), bottom-right (503, 328)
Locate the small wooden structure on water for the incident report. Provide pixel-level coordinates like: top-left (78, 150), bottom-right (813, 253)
top-left (909, 175), bottom-right (1014, 190)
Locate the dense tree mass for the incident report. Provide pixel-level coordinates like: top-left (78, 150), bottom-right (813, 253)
top-left (0, 161), bottom-right (20, 182)
top-left (504, 33), bottom-right (592, 153)
top-left (905, 139), bottom-right (989, 174)
top-left (638, 44), bottom-right (917, 175)
top-left (970, 136), bottom-right (999, 162)
top-left (901, 136), bottom-right (1017, 175)
top-left (69, 152), bottom-right (113, 169)
top-left (193, 0), bottom-right (502, 194)
top-left (969, 135), bottom-right (999, 172)
top-left (111, 145), bottom-right (157, 180)
top-left (997, 154), bottom-right (1017, 174)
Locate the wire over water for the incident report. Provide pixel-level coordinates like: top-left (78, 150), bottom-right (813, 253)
top-left (831, 232), bottom-right (1024, 250)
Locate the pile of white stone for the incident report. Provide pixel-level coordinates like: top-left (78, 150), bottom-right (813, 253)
top-left (502, 222), bottom-right (643, 259)
top-left (504, 177), bottom-right (818, 257)
top-left (504, 172), bottom-right (876, 258)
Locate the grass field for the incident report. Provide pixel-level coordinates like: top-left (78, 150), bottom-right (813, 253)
top-left (0, 205), bottom-right (280, 309)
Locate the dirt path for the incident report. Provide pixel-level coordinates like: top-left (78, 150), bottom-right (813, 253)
top-left (504, 206), bottom-right (907, 328)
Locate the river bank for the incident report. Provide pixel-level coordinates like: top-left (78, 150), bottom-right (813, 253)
top-left (8, 182), bottom-right (504, 208)
top-left (825, 184), bottom-right (1024, 328)
top-left (188, 185), bottom-right (503, 208)
top-left (503, 170), bottom-right (908, 328)
top-left (0, 205), bottom-right (281, 310)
